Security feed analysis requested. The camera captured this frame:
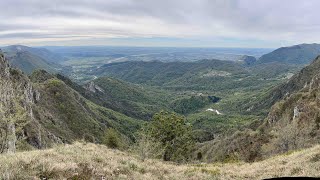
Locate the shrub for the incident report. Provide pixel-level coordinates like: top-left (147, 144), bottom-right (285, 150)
top-left (47, 79), bottom-right (63, 88)
top-left (131, 129), bottom-right (164, 161)
top-left (144, 111), bottom-right (195, 162)
top-left (103, 128), bottom-right (123, 149)
top-left (82, 133), bottom-right (96, 143)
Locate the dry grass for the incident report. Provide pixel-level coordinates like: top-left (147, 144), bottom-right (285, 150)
top-left (204, 145), bottom-right (320, 179)
top-left (0, 142), bottom-right (319, 180)
top-left (0, 142), bottom-right (211, 180)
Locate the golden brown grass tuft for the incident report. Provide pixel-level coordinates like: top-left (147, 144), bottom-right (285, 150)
top-left (0, 142), bottom-right (319, 179)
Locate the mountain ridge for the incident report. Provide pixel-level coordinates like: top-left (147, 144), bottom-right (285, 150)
top-left (1, 45), bottom-right (69, 74)
top-left (198, 55), bottom-right (320, 162)
top-left (253, 55), bottom-right (320, 112)
top-left (258, 43), bottom-right (320, 64)
top-left (0, 52), bottom-right (142, 152)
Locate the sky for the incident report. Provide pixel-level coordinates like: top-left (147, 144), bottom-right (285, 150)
top-left (0, 0), bottom-right (319, 48)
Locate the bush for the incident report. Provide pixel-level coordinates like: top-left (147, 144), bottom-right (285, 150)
top-left (83, 133), bottom-right (96, 143)
top-left (131, 129), bottom-right (164, 161)
top-left (47, 79), bottom-right (63, 88)
top-left (103, 128), bottom-right (123, 149)
top-left (144, 111), bottom-right (195, 162)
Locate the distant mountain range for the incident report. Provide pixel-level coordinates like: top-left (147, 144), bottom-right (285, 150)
top-left (258, 43), bottom-right (320, 64)
top-left (1, 45), bottom-right (69, 74)
top-left (2, 43), bottom-right (320, 77)
top-left (4, 45), bottom-right (67, 63)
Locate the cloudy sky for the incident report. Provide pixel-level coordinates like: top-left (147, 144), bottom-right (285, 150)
top-left (0, 0), bottom-right (319, 47)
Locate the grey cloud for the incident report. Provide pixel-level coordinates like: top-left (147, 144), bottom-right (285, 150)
top-left (1, 0), bottom-right (320, 46)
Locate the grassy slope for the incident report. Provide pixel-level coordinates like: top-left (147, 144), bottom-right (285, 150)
top-left (0, 142), bottom-right (319, 179)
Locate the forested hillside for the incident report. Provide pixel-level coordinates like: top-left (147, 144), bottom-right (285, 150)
top-left (259, 43), bottom-right (320, 64)
top-left (198, 55), bottom-right (320, 163)
top-left (0, 52), bottom-right (142, 152)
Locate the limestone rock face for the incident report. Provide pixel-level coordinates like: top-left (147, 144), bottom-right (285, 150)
top-left (264, 56), bottom-right (320, 154)
top-left (0, 53), bottom-right (10, 77)
top-left (293, 106), bottom-right (299, 120)
top-left (0, 52), bottom-right (141, 153)
top-left (0, 53), bottom-right (43, 153)
top-left (85, 81), bottom-right (105, 93)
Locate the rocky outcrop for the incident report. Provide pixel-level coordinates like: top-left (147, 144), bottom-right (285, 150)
top-left (0, 53), bottom-right (10, 77)
top-left (0, 53), bottom-right (46, 153)
top-left (85, 81), bottom-right (105, 93)
top-left (262, 55), bottom-right (320, 156)
top-left (1, 52), bottom-right (142, 153)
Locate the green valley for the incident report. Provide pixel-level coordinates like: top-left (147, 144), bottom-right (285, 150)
top-left (1, 43), bottom-right (320, 179)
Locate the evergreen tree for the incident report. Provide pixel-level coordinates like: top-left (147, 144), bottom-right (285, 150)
top-left (146, 111), bottom-right (195, 162)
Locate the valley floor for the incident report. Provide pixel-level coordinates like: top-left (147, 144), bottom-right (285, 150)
top-left (0, 142), bottom-right (319, 180)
